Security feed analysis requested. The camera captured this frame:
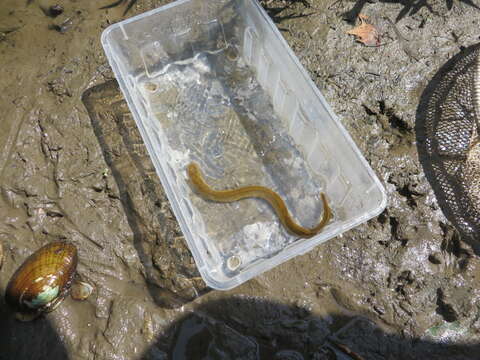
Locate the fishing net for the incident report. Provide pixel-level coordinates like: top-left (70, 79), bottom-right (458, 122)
top-left (416, 43), bottom-right (480, 242)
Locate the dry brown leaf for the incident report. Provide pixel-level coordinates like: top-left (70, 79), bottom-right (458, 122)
top-left (346, 14), bottom-right (380, 47)
top-left (358, 13), bottom-right (369, 21)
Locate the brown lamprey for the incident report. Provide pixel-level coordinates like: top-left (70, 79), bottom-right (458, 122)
top-left (187, 162), bottom-right (331, 238)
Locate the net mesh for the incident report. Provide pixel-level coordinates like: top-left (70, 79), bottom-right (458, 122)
top-left (417, 43), bottom-right (480, 240)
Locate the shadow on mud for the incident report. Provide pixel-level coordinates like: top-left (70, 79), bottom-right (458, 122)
top-left (82, 81), bottom-right (210, 309)
top-left (1, 295), bottom-right (479, 359)
top-left (140, 296), bottom-right (480, 359)
top-left (343, 0), bottom-right (480, 23)
top-left (0, 308), bottom-right (69, 360)
top-left (415, 42), bottom-right (480, 255)
top-left (260, 0), bottom-right (315, 25)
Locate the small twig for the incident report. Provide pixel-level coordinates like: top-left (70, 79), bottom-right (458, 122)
top-left (99, 0), bottom-right (137, 16)
top-left (99, 0), bottom-right (124, 10)
top-left (330, 340), bottom-right (366, 360)
top-left (123, 0), bottom-right (137, 16)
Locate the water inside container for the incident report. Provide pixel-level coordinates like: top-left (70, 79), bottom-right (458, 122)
top-left (135, 47), bottom-right (331, 275)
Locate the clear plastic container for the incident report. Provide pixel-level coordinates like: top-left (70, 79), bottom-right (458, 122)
top-left (101, 0), bottom-right (387, 290)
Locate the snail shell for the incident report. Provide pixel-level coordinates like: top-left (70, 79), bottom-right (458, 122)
top-left (71, 280), bottom-right (93, 301)
top-left (5, 241), bottom-right (78, 320)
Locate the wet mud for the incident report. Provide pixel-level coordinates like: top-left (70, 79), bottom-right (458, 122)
top-left (1, 0), bottom-right (480, 359)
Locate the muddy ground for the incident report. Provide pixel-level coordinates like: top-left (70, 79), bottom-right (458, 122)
top-left (1, 0), bottom-right (480, 359)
